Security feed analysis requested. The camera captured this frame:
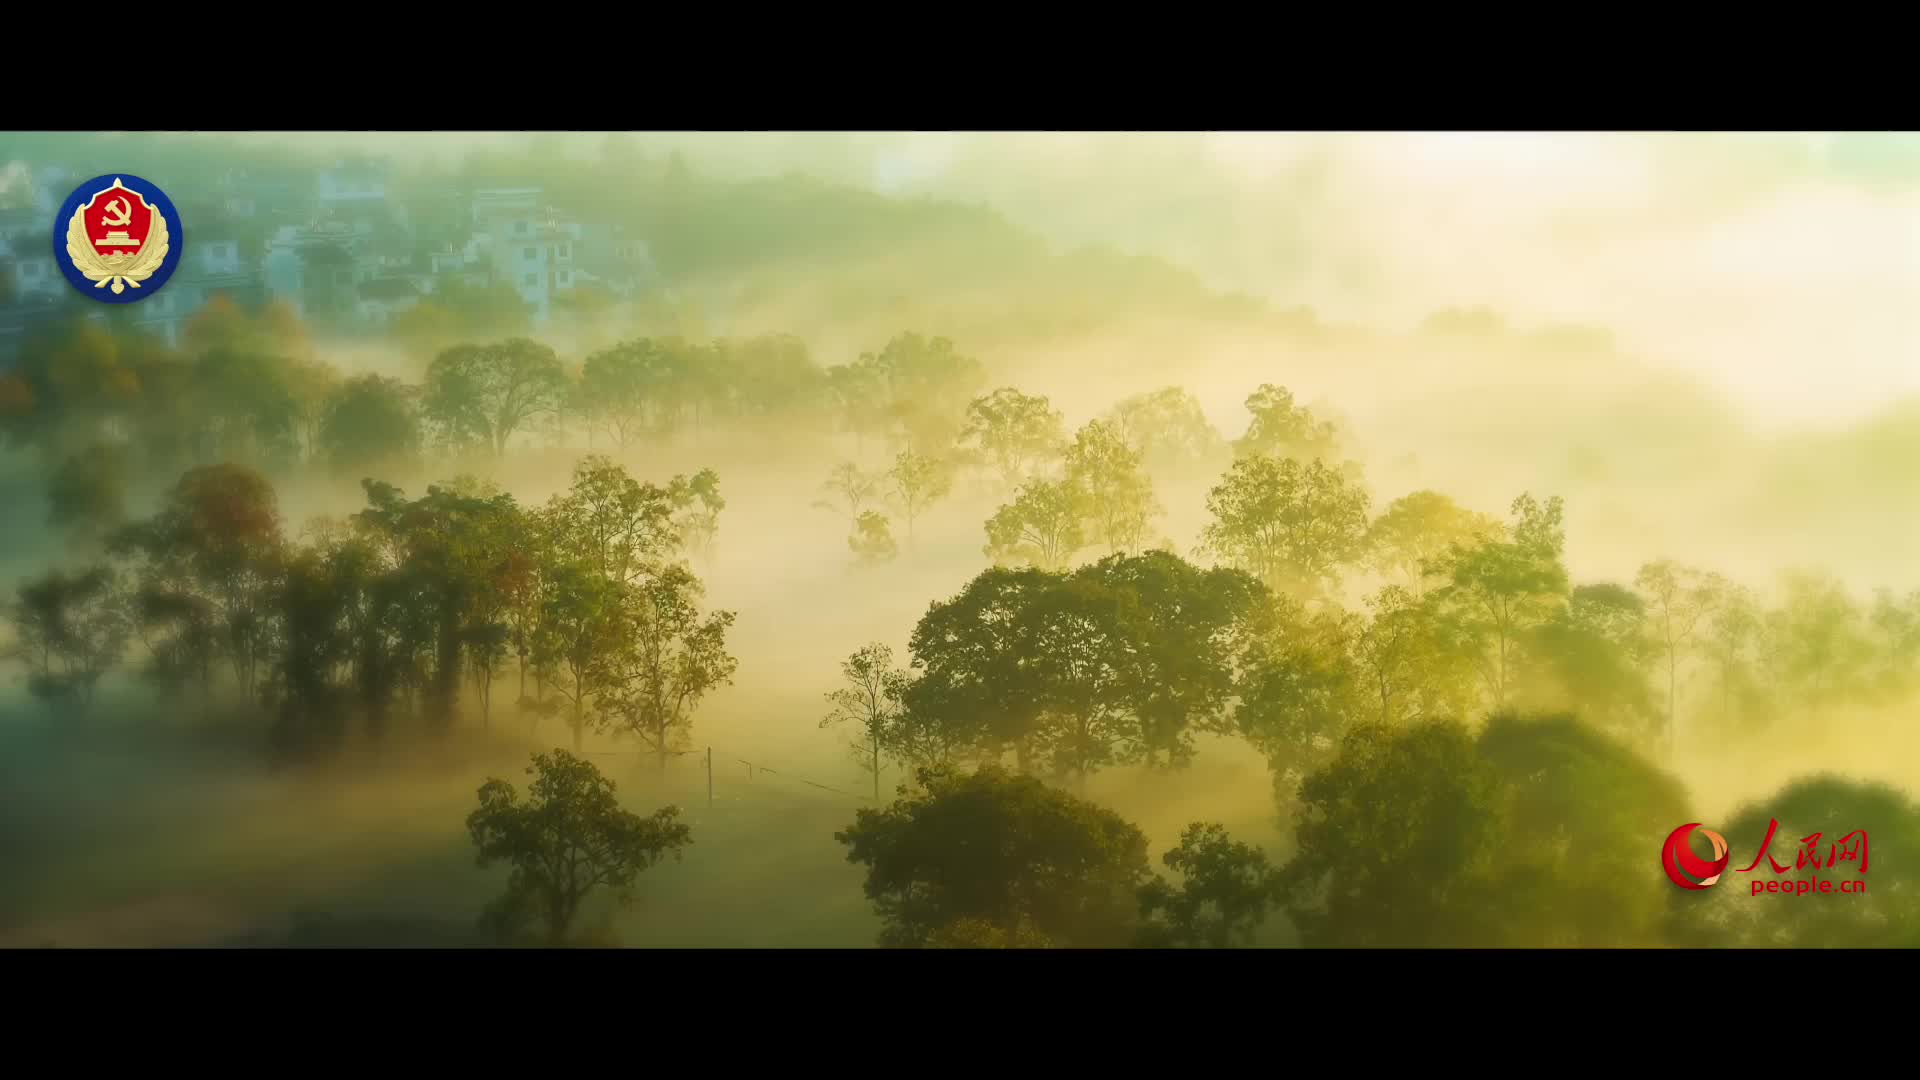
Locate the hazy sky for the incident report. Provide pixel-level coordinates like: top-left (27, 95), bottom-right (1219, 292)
top-left (79, 131), bottom-right (1920, 428)
top-left (829, 132), bottom-right (1920, 431)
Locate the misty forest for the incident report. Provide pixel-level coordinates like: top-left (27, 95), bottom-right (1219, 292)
top-left (3, 132), bottom-right (1918, 948)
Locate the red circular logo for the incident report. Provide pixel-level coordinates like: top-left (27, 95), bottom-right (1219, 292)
top-left (1662, 823), bottom-right (1730, 890)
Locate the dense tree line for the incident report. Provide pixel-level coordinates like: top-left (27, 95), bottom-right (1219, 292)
top-left (5, 453), bottom-right (738, 764)
top-left (8, 289), bottom-right (1919, 950)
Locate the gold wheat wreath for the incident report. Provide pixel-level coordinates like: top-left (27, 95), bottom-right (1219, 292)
top-left (65, 179), bottom-right (171, 295)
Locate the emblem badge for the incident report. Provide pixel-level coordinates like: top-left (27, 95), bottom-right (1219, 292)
top-left (52, 174), bottom-right (184, 302)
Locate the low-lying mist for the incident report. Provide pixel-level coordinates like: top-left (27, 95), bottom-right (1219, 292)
top-left (3, 131), bottom-right (1915, 948)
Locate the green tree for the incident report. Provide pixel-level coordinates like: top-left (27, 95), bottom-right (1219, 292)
top-left (1429, 493), bottom-right (1570, 707)
top-left (1236, 597), bottom-right (1366, 807)
top-left (888, 449), bottom-right (953, 545)
top-left (591, 563), bottom-right (738, 772)
top-left (1475, 712), bottom-right (1689, 947)
top-left (1106, 386), bottom-right (1226, 475)
top-left (577, 338), bottom-right (684, 447)
top-left (530, 556), bottom-right (621, 753)
top-left (1765, 570), bottom-right (1873, 712)
top-left (904, 568), bottom-right (1052, 772)
top-left (958, 387), bottom-right (1066, 490)
top-left (1280, 719), bottom-right (1510, 947)
top-left (1366, 491), bottom-right (1503, 596)
top-left (822, 642), bottom-right (911, 800)
top-left (836, 765), bottom-right (1151, 948)
top-left (983, 477), bottom-right (1086, 570)
top-left (108, 464), bottom-right (286, 701)
top-left (422, 339), bottom-right (569, 456)
top-left (1522, 583), bottom-right (1657, 745)
top-left (46, 442), bottom-right (129, 546)
top-left (3, 565), bottom-right (132, 717)
top-left (863, 333), bottom-right (985, 455)
top-left (1283, 713), bottom-right (1690, 947)
top-left (1352, 584), bottom-right (1476, 725)
top-left (814, 462), bottom-right (881, 524)
top-left (285, 357), bottom-right (341, 464)
top-left (670, 468), bottom-right (725, 566)
top-left (467, 750), bottom-right (692, 945)
top-left (1065, 419), bottom-right (1160, 554)
top-left (547, 455), bottom-right (684, 587)
top-left (1702, 581), bottom-right (1766, 734)
top-left (1233, 383), bottom-right (1339, 462)
top-left (1137, 823), bottom-right (1284, 948)
top-left (320, 375), bottom-right (421, 474)
top-left (1074, 551), bottom-right (1265, 769)
top-left (1635, 560), bottom-right (1724, 754)
top-left (1665, 775), bottom-right (1920, 949)
top-left (1201, 455), bottom-right (1371, 597)
top-left (849, 511), bottom-right (899, 565)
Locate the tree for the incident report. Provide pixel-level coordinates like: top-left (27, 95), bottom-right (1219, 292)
top-left (888, 449), bottom-right (952, 545)
top-left (1137, 823), bottom-right (1284, 948)
top-left (1065, 419), bottom-right (1160, 554)
top-left (1236, 596), bottom-right (1366, 806)
top-left (1475, 712), bottom-right (1689, 947)
top-left (1280, 720), bottom-right (1510, 947)
top-left (46, 442), bottom-right (129, 545)
top-left (1200, 455), bottom-right (1371, 597)
top-left (1283, 713), bottom-right (1690, 947)
top-left (1666, 775), bottom-right (1920, 949)
top-left (531, 557), bottom-right (620, 752)
top-left (285, 358), bottom-right (341, 464)
top-left (591, 563), bottom-right (738, 771)
top-left (394, 283), bottom-right (532, 360)
top-left (814, 462), bottom-right (880, 523)
top-left (1523, 583), bottom-right (1657, 744)
top-left (1366, 491), bottom-right (1503, 596)
top-left (1233, 383), bottom-right (1339, 462)
top-left (1106, 386), bottom-right (1226, 475)
top-left (861, 333), bottom-right (985, 455)
top-left (1702, 581), bottom-right (1765, 733)
top-left (466, 750), bottom-right (692, 945)
top-left (958, 387), bottom-right (1066, 490)
top-left (1634, 561), bottom-right (1723, 755)
top-left (904, 568), bottom-right (1053, 772)
top-left (422, 339), bottom-right (569, 456)
top-left (1765, 570), bottom-right (1873, 713)
top-left (849, 511), bottom-right (899, 565)
top-left (191, 348), bottom-right (300, 466)
top-left (836, 765), bottom-right (1151, 948)
top-left (1428, 493), bottom-right (1570, 707)
top-left (577, 338), bottom-right (684, 447)
top-left (108, 463), bottom-right (285, 701)
top-left (822, 643), bottom-right (911, 800)
top-left (983, 478), bottom-right (1085, 570)
top-left (1074, 551), bottom-right (1265, 769)
top-left (1352, 584), bottom-right (1475, 725)
top-left (349, 478), bottom-right (527, 731)
top-left (320, 375), bottom-right (421, 474)
top-left (547, 455), bottom-right (683, 588)
top-left (670, 468), bottom-right (725, 566)
top-left (4, 565), bottom-right (132, 717)
top-left (1867, 588), bottom-right (1920, 699)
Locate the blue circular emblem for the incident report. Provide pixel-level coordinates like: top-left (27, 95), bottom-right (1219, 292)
top-left (50, 173), bottom-right (186, 303)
